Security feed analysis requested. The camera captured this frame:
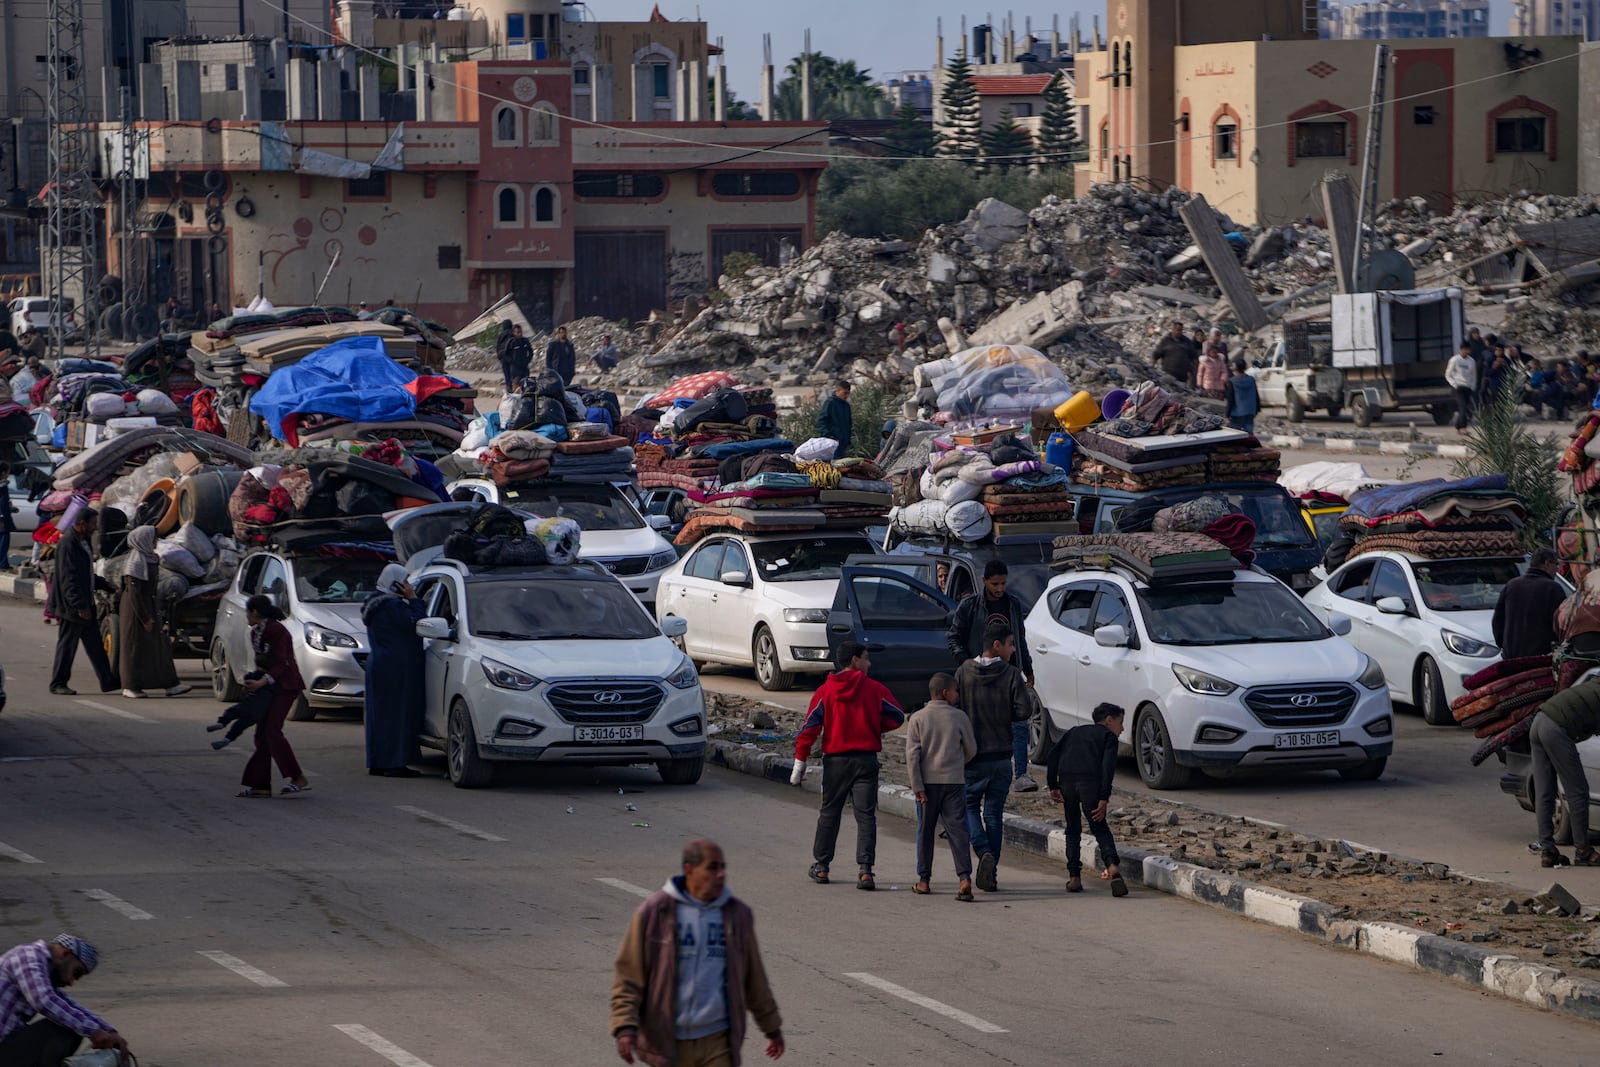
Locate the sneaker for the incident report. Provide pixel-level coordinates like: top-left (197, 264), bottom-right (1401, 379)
top-left (166, 684), bottom-right (193, 697)
top-left (205, 722), bottom-right (226, 732)
top-left (210, 738), bottom-right (231, 750)
top-left (1012, 775), bottom-right (1039, 793)
top-left (976, 852), bottom-right (998, 893)
top-left (121, 689), bottom-right (147, 699)
top-left (48, 686), bottom-right (77, 696)
top-left (1065, 876), bottom-right (1084, 893)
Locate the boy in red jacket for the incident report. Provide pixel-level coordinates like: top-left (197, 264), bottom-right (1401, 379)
top-left (791, 642), bottom-right (906, 891)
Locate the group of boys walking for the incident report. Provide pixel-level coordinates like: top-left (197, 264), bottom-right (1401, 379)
top-left (791, 560), bottom-right (1129, 898)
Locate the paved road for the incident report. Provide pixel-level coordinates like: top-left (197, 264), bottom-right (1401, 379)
top-left (3, 612), bottom-right (1598, 1062)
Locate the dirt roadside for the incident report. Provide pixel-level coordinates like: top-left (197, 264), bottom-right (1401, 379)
top-left (710, 692), bottom-right (1600, 971)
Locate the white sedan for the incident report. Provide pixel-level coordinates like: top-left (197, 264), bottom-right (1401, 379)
top-left (1302, 552), bottom-right (1517, 725)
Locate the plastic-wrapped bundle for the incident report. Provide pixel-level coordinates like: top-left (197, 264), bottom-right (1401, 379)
top-left (100, 454), bottom-right (187, 519)
top-left (931, 345), bottom-right (1073, 420)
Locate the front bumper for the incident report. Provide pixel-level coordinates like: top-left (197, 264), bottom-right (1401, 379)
top-left (775, 620), bottom-right (833, 674)
top-left (618, 566), bottom-right (668, 609)
top-left (467, 677), bottom-right (707, 763)
top-left (1165, 683), bottom-right (1394, 771)
top-left (299, 644), bottom-right (368, 707)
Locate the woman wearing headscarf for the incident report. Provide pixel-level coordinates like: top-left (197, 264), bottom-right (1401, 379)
top-left (117, 525), bottom-right (191, 699)
top-left (361, 563), bottom-right (427, 778)
top-left (238, 593), bottom-right (310, 798)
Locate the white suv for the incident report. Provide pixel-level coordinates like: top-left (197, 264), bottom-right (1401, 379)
top-left (406, 554), bottom-right (706, 789)
top-left (1027, 564), bottom-right (1394, 788)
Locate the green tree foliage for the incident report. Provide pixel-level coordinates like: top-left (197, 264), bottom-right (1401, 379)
top-left (1036, 71), bottom-right (1079, 164)
top-left (817, 158), bottom-right (1074, 239)
top-left (782, 381), bottom-right (899, 460)
top-left (937, 49), bottom-right (981, 159)
top-left (774, 53), bottom-right (891, 120)
top-left (1452, 380), bottom-right (1562, 550)
top-left (981, 107), bottom-right (1033, 171)
top-left (709, 75), bottom-right (760, 120)
top-left (885, 104), bottom-right (936, 159)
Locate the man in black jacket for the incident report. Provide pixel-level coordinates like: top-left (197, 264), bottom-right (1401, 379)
top-left (1047, 703), bottom-right (1127, 896)
top-left (49, 509), bottom-right (118, 696)
top-left (955, 623), bottom-right (1032, 893)
top-left (1492, 548), bottom-right (1566, 659)
top-left (503, 325), bottom-right (534, 389)
top-left (947, 560), bottom-right (1036, 791)
top-left (545, 325), bottom-right (576, 386)
top-left (815, 380), bottom-right (852, 456)
top-left (1152, 321), bottom-right (1197, 386)
top-left (494, 319), bottom-right (516, 392)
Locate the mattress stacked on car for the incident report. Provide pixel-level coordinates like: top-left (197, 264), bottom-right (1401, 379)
top-left (674, 455), bottom-right (893, 547)
top-left (1050, 532), bottom-right (1237, 583)
top-left (1341, 474), bottom-right (1526, 563)
top-left (889, 433), bottom-right (1076, 542)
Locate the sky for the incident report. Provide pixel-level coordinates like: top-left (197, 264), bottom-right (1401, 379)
top-left (614, 0), bottom-right (1516, 101)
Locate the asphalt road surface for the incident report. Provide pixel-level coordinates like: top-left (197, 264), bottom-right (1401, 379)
top-left (3, 603), bottom-right (1598, 1063)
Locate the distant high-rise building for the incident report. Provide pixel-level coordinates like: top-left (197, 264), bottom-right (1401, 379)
top-left (1323, 0), bottom-right (1492, 39)
top-left (1512, 0), bottom-right (1600, 39)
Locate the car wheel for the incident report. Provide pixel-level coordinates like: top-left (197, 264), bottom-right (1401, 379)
top-left (100, 613), bottom-right (118, 669)
top-left (1339, 757), bottom-right (1387, 781)
top-left (658, 753), bottom-right (705, 785)
top-left (1351, 393), bottom-right (1375, 428)
top-left (753, 626), bottom-right (793, 691)
top-left (1135, 706), bottom-right (1194, 789)
top-left (447, 701), bottom-right (494, 788)
top-left (1285, 387), bottom-right (1305, 422)
top-left (287, 693), bottom-right (316, 722)
top-left (211, 638), bottom-right (244, 702)
top-left (1524, 777), bottom-right (1574, 844)
top-left (1416, 657), bottom-right (1451, 726)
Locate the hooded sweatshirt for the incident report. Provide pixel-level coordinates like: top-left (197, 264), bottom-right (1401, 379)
top-left (664, 875), bottom-right (731, 1040)
top-left (955, 657), bottom-right (1031, 764)
top-left (794, 669), bottom-right (905, 760)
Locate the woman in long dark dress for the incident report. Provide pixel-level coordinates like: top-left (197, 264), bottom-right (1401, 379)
top-left (361, 563), bottom-right (427, 778)
top-left (118, 525), bottom-right (191, 699)
top-left (238, 594), bottom-right (310, 798)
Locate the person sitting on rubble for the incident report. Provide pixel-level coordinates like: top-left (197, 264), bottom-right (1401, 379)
top-left (592, 333), bottom-right (620, 375)
top-left (1537, 361), bottom-right (1578, 421)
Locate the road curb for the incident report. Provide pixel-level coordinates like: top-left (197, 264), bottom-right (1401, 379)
top-left (1262, 433), bottom-right (1470, 459)
top-left (0, 571), bottom-right (48, 603)
top-left (708, 738), bottom-right (1600, 1024)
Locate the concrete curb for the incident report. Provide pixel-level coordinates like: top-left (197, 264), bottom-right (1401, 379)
top-left (1262, 433), bottom-right (1470, 459)
top-left (708, 739), bottom-right (1600, 1025)
top-left (0, 571), bottom-right (48, 603)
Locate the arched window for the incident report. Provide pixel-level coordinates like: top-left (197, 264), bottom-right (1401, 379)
top-left (496, 186), bottom-right (520, 225)
top-left (1124, 42), bottom-right (1133, 88)
top-left (493, 104), bottom-right (519, 145)
top-left (533, 185), bottom-right (556, 223)
top-left (529, 102), bottom-right (559, 146)
top-left (1111, 42), bottom-right (1121, 88)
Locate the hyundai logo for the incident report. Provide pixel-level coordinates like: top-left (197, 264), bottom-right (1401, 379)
top-left (593, 691), bottom-right (624, 704)
top-left (1289, 693), bottom-right (1319, 708)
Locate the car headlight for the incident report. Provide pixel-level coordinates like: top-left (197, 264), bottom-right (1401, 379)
top-left (1441, 630), bottom-right (1498, 658)
top-left (304, 623), bottom-right (357, 651)
top-left (665, 655), bottom-right (699, 689)
top-left (481, 656), bottom-right (541, 691)
top-left (1357, 654), bottom-right (1386, 690)
top-left (783, 608), bottom-right (829, 624)
top-left (647, 549), bottom-right (679, 572)
top-left (1172, 664), bottom-right (1238, 696)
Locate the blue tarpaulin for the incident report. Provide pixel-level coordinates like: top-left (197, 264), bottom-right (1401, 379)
top-left (249, 336), bottom-right (417, 443)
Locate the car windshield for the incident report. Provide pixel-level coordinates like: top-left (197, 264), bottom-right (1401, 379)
top-left (294, 558), bottom-right (392, 603)
top-left (1119, 488), bottom-right (1317, 550)
top-left (751, 536), bottom-right (873, 583)
top-left (467, 576), bottom-right (659, 640)
top-left (1412, 558), bottom-right (1522, 612)
top-left (500, 483), bottom-right (644, 531)
top-left (1138, 581), bottom-right (1329, 645)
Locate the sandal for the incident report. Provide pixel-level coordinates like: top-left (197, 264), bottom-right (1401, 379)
top-left (1575, 847), bottom-right (1600, 866)
top-left (857, 870), bottom-right (876, 891)
top-left (1542, 847), bottom-right (1571, 868)
top-left (912, 880), bottom-right (930, 895)
top-left (807, 864), bottom-right (829, 885)
top-left (1065, 876), bottom-right (1084, 893)
top-left (280, 782), bottom-right (312, 795)
top-left (235, 789), bottom-right (271, 799)
top-left (956, 880), bottom-right (974, 902)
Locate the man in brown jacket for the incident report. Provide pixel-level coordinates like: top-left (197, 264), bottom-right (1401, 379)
top-left (611, 840), bottom-right (784, 1066)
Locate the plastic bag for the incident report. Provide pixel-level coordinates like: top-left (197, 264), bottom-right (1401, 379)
top-left (156, 541), bottom-right (206, 579)
top-left (931, 344), bottom-right (1073, 420)
top-left (135, 388), bottom-right (179, 416)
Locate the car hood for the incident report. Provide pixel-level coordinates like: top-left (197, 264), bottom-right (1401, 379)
top-left (580, 526), bottom-right (669, 558)
top-left (1163, 636), bottom-right (1367, 686)
top-left (295, 601), bottom-right (370, 645)
top-left (472, 634), bottom-right (686, 680)
top-left (757, 577), bottom-right (842, 610)
top-left (1423, 607), bottom-right (1495, 642)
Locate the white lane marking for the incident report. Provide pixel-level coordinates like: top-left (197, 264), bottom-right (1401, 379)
top-left (334, 1024), bottom-right (436, 1067)
top-left (843, 972), bottom-right (1008, 1033)
top-left (0, 840), bottom-right (42, 864)
top-left (82, 889), bottom-right (152, 920)
top-left (596, 877), bottom-right (652, 898)
top-left (197, 950), bottom-right (288, 988)
top-left (74, 699), bottom-right (155, 724)
top-left (394, 805), bottom-right (506, 842)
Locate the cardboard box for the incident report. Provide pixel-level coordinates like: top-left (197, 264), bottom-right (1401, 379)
top-left (172, 452), bottom-right (204, 476)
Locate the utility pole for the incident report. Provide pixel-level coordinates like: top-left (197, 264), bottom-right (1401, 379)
top-left (117, 86), bottom-right (146, 339)
top-left (45, 0), bottom-right (101, 360)
top-left (1353, 43), bottom-right (1389, 291)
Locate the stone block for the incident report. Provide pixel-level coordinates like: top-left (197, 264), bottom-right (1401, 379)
top-left (965, 280), bottom-right (1084, 349)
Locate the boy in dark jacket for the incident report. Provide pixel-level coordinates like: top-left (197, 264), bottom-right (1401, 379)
top-left (792, 642), bottom-right (905, 891)
top-left (955, 623), bottom-right (1031, 892)
top-left (947, 560), bottom-right (1037, 792)
top-left (1048, 703), bottom-right (1128, 896)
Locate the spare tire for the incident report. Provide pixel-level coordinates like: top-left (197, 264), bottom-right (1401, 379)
top-left (205, 211), bottom-right (225, 235)
top-left (134, 478), bottom-right (179, 534)
top-left (97, 274), bottom-right (123, 306)
top-left (178, 469), bottom-right (243, 534)
top-left (98, 302), bottom-right (125, 340)
top-left (203, 168), bottom-right (225, 191)
top-left (124, 304), bottom-right (159, 340)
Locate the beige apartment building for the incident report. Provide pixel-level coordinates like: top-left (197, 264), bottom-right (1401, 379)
top-left (1513, 0), bottom-right (1600, 39)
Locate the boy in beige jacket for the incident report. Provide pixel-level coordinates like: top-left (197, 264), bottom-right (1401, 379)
top-left (904, 673), bottom-right (978, 900)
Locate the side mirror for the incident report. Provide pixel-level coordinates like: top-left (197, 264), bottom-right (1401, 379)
top-left (416, 616), bottom-right (453, 640)
top-left (660, 615), bottom-right (689, 638)
top-left (1093, 624), bottom-right (1128, 648)
top-left (720, 569), bottom-right (751, 587)
top-left (1327, 613), bottom-right (1353, 636)
top-left (1375, 596), bottom-right (1410, 616)
top-left (645, 514), bottom-right (671, 531)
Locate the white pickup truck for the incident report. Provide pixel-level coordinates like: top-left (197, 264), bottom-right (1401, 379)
top-left (1248, 321), bottom-right (1342, 422)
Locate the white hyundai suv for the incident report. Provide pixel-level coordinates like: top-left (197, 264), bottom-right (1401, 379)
top-left (1027, 564), bottom-right (1394, 789)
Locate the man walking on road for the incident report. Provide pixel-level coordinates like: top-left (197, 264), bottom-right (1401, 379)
top-left (956, 623), bottom-right (1032, 893)
top-left (48, 508), bottom-right (118, 696)
top-left (1447, 342), bottom-right (1479, 434)
top-left (0, 933), bottom-right (132, 1067)
top-left (611, 840), bottom-right (784, 1067)
top-left (546, 325), bottom-right (577, 386)
top-left (791, 642), bottom-right (905, 891)
top-left (1531, 680), bottom-right (1600, 868)
top-left (1153, 321), bottom-right (1197, 386)
top-left (904, 672), bottom-right (977, 899)
top-left (503, 326), bottom-right (534, 390)
top-left (1047, 703), bottom-right (1129, 897)
top-left (947, 560), bottom-right (1037, 791)
top-left (1493, 547), bottom-right (1566, 659)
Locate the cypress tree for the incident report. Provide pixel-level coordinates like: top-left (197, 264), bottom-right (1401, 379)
top-left (1036, 70), bottom-right (1079, 165)
top-left (981, 107), bottom-right (1033, 171)
top-left (937, 48), bottom-right (982, 160)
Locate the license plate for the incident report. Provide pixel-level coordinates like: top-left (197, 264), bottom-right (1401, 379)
top-left (575, 725), bottom-right (644, 743)
top-left (1273, 730), bottom-right (1340, 750)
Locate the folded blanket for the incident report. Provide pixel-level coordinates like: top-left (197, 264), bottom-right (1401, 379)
top-left (1473, 698), bottom-right (1547, 738)
top-left (1463, 655), bottom-right (1554, 692)
top-left (1471, 713), bottom-right (1539, 766)
top-left (554, 435), bottom-right (629, 455)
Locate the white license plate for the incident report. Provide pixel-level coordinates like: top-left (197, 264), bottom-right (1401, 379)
top-left (1273, 730), bottom-right (1340, 750)
top-left (575, 725), bottom-right (644, 743)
